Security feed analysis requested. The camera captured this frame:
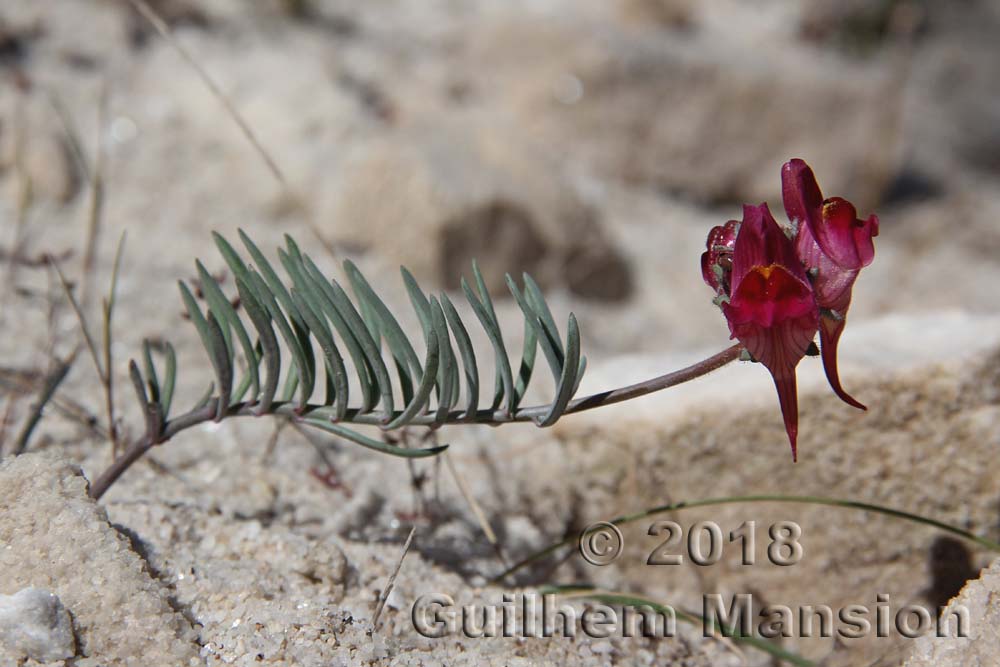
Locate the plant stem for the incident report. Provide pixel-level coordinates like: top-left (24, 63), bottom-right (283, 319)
top-left (88, 345), bottom-right (742, 500)
top-left (494, 494), bottom-right (1000, 582)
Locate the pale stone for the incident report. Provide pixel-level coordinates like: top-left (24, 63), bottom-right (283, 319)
top-left (0, 587), bottom-right (75, 662)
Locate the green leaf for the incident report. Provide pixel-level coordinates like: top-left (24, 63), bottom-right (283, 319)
top-left (291, 287), bottom-right (350, 420)
top-left (178, 281), bottom-right (231, 420)
top-left (440, 294), bottom-right (479, 419)
top-left (536, 313), bottom-right (581, 427)
top-left (309, 262), bottom-right (395, 419)
top-left (141, 340), bottom-right (160, 405)
top-left (471, 260), bottom-right (507, 411)
top-left (298, 418), bottom-right (449, 458)
top-left (523, 273), bottom-right (564, 360)
top-left (300, 255), bottom-right (385, 415)
top-left (386, 294), bottom-right (440, 429)
top-left (345, 260), bottom-right (420, 405)
top-left (234, 276), bottom-right (280, 414)
top-left (245, 268), bottom-right (312, 408)
top-left (239, 230), bottom-right (316, 405)
top-left (429, 297), bottom-right (457, 423)
top-left (161, 341), bottom-right (177, 420)
top-left (462, 274), bottom-right (514, 415)
top-left (506, 275), bottom-right (562, 386)
top-left (196, 260), bottom-right (260, 403)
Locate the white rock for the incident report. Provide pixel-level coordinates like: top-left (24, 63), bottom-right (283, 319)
top-left (0, 587), bottom-right (76, 662)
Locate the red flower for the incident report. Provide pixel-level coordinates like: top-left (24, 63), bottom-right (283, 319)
top-left (701, 219), bottom-right (739, 296)
top-left (702, 159), bottom-right (878, 460)
top-left (782, 159), bottom-right (879, 409)
top-left (703, 204), bottom-right (819, 461)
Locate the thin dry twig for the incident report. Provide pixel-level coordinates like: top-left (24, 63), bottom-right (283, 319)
top-left (11, 355), bottom-right (76, 457)
top-left (443, 451), bottom-right (510, 569)
top-left (101, 232), bottom-right (128, 455)
top-left (0, 398), bottom-right (16, 459)
top-left (120, 0), bottom-right (339, 259)
top-left (4, 103), bottom-right (33, 306)
top-left (48, 232), bottom-right (127, 458)
top-left (82, 84), bottom-right (109, 307)
top-left (371, 525), bottom-right (417, 630)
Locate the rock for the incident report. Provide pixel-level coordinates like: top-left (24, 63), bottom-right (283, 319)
top-left (0, 452), bottom-right (202, 666)
top-left (468, 12), bottom-right (896, 207)
top-left (903, 558), bottom-right (1000, 667)
top-left (330, 119), bottom-right (633, 301)
top-left (0, 587), bottom-right (75, 662)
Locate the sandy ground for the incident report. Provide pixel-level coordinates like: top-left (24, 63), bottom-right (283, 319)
top-left (2, 1), bottom-right (1000, 665)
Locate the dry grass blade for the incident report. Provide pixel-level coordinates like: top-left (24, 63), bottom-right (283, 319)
top-left (371, 526), bottom-right (417, 630)
top-left (120, 0), bottom-right (339, 259)
top-left (50, 258), bottom-right (105, 382)
top-left (82, 84), bottom-right (109, 307)
top-left (10, 355), bottom-right (76, 457)
top-left (443, 451), bottom-right (509, 568)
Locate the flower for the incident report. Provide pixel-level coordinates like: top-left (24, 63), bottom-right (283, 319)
top-left (702, 159), bottom-right (878, 460)
top-left (782, 159), bottom-right (879, 409)
top-left (703, 204), bottom-right (819, 461)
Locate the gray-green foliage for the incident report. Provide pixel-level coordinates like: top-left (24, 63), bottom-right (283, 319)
top-left (131, 231), bottom-right (586, 458)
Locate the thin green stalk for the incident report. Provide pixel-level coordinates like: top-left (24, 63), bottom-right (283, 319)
top-left (495, 494), bottom-right (1000, 582)
top-left (89, 346), bottom-right (742, 499)
top-left (542, 587), bottom-right (814, 667)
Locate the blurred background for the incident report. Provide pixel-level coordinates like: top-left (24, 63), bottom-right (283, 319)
top-left (2, 2), bottom-right (1000, 665)
top-left (2, 0), bottom-right (999, 363)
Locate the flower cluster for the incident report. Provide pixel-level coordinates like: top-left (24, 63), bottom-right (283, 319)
top-left (702, 159), bottom-right (879, 461)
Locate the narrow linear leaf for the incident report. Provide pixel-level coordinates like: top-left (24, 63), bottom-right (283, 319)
top-left (196, 260), bottom-right (259, 402)
top-left (129, 359), bottom-right (163, 441)
top-left (291, 287), bottom-right (350, 420)
top-left (513, 315), bottom-right (537, 410)
top-left (230, 345), bottom-right (265, 405)
top-left (345, 260), bottom-right (420, 404)
top-left (141, 340), bottom-right (160, 405)
top-left (471, 260), bottom-right (505, 410)
top-left (161, 342), bottom-right (176, 420)
top-left (178, 282), bottom-right (230, 420)
top-left (212, 232), bottom-right (250, 281)
top-left (245, 269), bottom-right (312, 408)
top-left (523, 273), bottom-right (564, 359)
top-left (441, 294), bottom-right (479, 419)
top-left (239, 230), bottom-right (316, 404)
top-left (462, 275), bottom-right (514, 415)
top-left (536, 313), bottom-right (581, 427)
top-left (194, 260), bottom-right (234, 360)
top-left (402, 268), bottom-right (456, 409)
top-left (281, 363), bottom-right (300, 403)
top-left (429, 297), bottom-right (457, 423)
top-left (300, 255), bottom-right (384, 414)
top-left (205, 312), bottom-right (232, 420)
top-left (298, 418), bottom-right (448, 458)
top-left (192, 382), bottom-right (215, 412)
top-left (234, 277), bottom-right (280, 414)
top-left (305, 257), bottom-right (394, 418)
top-left (386, 300), bottom-right (441, 430)
top-left (506, 275), bottom-right (563, 384)
top-left (280, 248), bottom-right (350, 417)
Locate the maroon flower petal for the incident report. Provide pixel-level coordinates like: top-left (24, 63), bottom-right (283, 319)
top-left (781, 158), bottom-right (824, 231)
top-left (725, 312), bottom-right (817, 462)
top-left (731, 204), bottom-right (808, 289)
top-left (818, 314), bottom-right (866, 411)
top-left (701, 220), bottom-right (739, 293)
top-left (724, 263), bottom-right (818, 461)
top-left (813, 198), bottom-right (879, 270)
